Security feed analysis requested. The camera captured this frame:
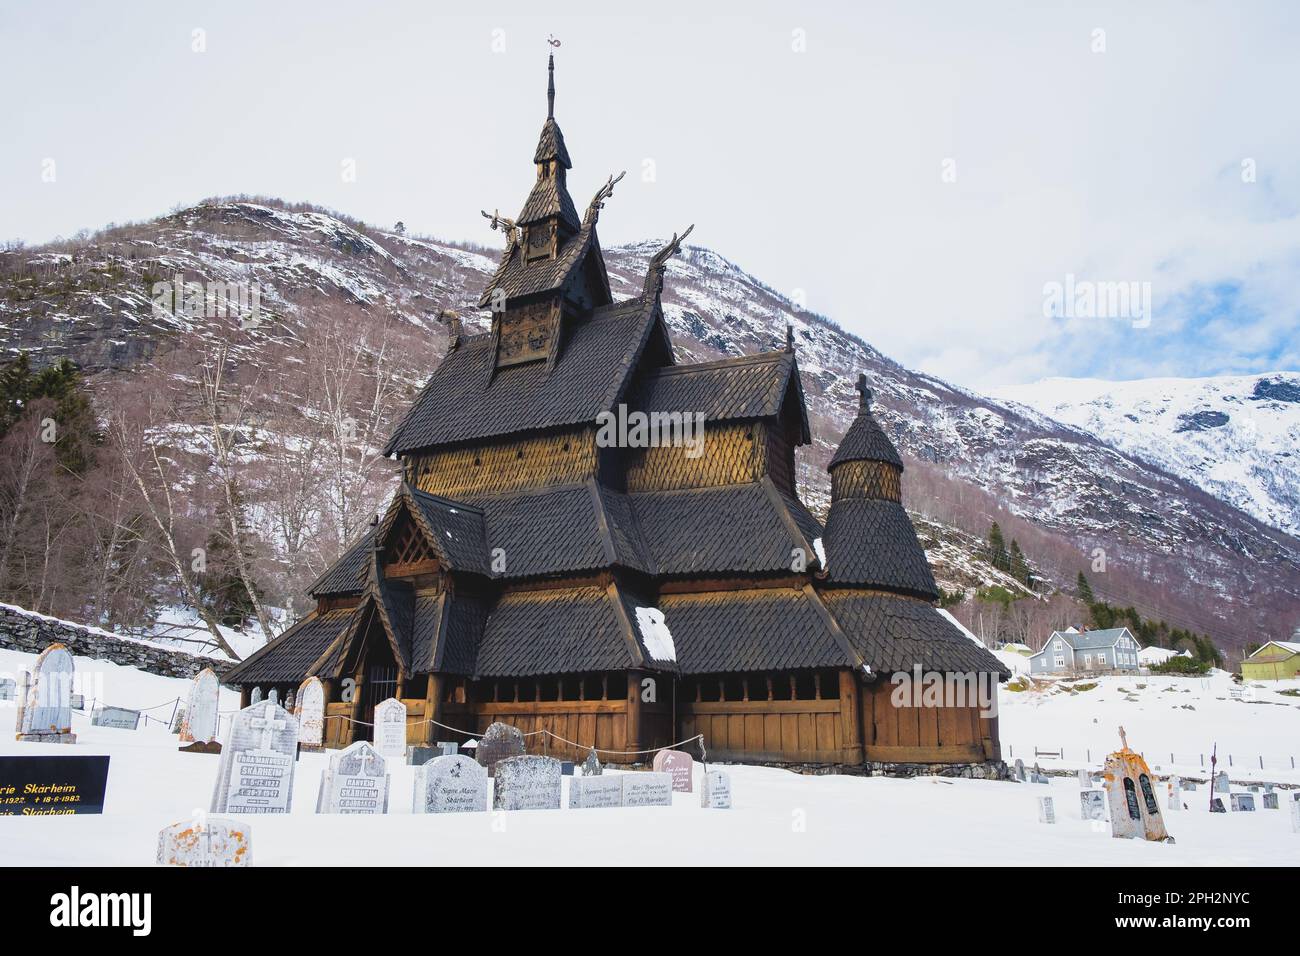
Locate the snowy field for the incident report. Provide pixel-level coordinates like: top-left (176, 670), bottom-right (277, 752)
top-left (2, 646), bottom-right (1298, 867)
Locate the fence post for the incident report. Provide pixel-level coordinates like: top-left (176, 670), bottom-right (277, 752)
top-left (169, 696), bottom-right (179, 730)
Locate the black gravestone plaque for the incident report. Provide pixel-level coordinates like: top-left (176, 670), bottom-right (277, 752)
top-left (0, 755), bottom-right (110, 815)
top-left (1139, 774), bottom-right (1161, 816)
top-left (1123, 778), bottom-right (1141, 820)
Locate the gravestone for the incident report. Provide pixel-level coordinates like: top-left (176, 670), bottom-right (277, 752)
top-left (568, 774), bottom-right (622, 809)
top-left (70, 694), bottom-right (85, 710)
top-left (582, 748), bottom-right (601, 777)
top-left (1038, 796), bottom-right (1055, 824)
top-left (91, 705), bottom-right (140, 730)
top-left (157, 817), bottom-right (251, 867)
top-left (653, 750), bottom-right (694, 792)
top-left (407, 746), bottom-right (436, 767)
top-left (622, 772), bottom-right (673, 807)
top-left (0, 755), bottom-right (110, 814)
top-left (1183, 780), bottom-right (1198, 791)
top-left (437, 741), bottom-right (459, 757)
top-left (1214, 771), bottom-right (1230, 794)
top-left (1030, 762), bottom-right (1049, 784)
top-left (372, 697), bottom-right (407, 760)
top-left (1013, 759), bottom-right (1026, 783)
top-left (1078, 769), bottom-right (1090, 788)
top-left (1080, 789), bottom-right (1107, 821)
top-left (317, 741), bottom-right (389, 814)
top-left (211, 701), bottom-right (299, 813)
top-left (414, 754), bottom-right (488, 813)
top-left (268, 689), bottom-right (279, 705)
top-left (476, 722), bottom-right (526, 775)
top-left (1262, 792), bottom-right (1279, 810)
top-left (1291, 798), bottom-right (1300, 833)
top-left (250, 687), bottom-right (263, 704)
top-left (1249, 784), bottom-right (1260, 793)
top-left (180, 668), bottom-right (220, 745)
top-left (1103, 728), bottom-right (1171, 842)
top-left (701, 769), bottom-right (732, 808)
top-left (1166, 775), bottom-right (1182, 811)
top-left (561, 761), bottom-right (575, 776)
top-left (284, 690), bottom-right (295, 711)
top-left (0, 676), bottom-right (15, 701)
top-left (16, 643), bottom-right (76, 743)
top-left (296, 676), bottom-right (325, 751)
top-left (1229, 793), bottom-right (1255, 812)
top-left (492, 755), bottom-right (562, 810)
top-left (1210, 798), bottom-right (1226, 813)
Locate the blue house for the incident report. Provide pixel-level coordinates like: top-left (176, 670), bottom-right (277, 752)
top-left (1028, 627), bottom-right (1142, 675)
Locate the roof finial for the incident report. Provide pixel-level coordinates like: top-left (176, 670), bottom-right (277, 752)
top-left (855, 372), bottom-right (872, 411)
top-left (785, 323), bottom-right (795, 352)
top-left (547, 36), bottom-right (561, 119)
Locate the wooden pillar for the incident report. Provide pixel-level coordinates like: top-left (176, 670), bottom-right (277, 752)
top-left (839, 669), bottom-right (863, 763)
top-left (423, 673), bottom-right (443, 746)
top-left (238, 686), bottom-right (251, 709)
top-left (626, 669), bottom-right (643, 758)
top-left (347, 668), bottom-right (364, 745)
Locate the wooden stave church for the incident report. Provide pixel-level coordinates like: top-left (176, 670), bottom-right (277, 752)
top-left (221, 55), bottom-right (1009, 771)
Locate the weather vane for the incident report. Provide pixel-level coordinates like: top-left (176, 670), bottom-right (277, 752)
top-left (548, 34), bottom-right (561, 49)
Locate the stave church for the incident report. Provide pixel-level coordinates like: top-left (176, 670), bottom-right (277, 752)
top-left (222, 54), bottom-right (1009, 774)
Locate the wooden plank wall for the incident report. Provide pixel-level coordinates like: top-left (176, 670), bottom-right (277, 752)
top-left (862, 681), bottom-right (998, 763)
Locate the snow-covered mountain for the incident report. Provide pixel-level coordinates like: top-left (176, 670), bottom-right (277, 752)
top-left (3, 199), bottom-right (1298, 651)
top-left (992, 374), bottom-right (1300, 537)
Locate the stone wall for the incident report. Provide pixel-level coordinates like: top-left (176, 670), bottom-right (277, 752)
top-left (0, 604), bottom-right (229, 680)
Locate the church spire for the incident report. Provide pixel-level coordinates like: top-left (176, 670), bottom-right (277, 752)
top-left (547, 51), bottom-right (556, 118)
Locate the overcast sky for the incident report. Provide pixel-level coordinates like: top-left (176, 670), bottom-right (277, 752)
top-left (3, 0), bottom-right (1297, 390)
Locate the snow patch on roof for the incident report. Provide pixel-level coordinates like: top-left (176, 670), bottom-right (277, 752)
top-left (634, 606), bottom-right (676, 663)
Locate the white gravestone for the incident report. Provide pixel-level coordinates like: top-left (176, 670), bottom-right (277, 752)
top-left (296, 676), bottom-right (325, 749)
top-left (414, 754), bottom-right (488, 814)
top-left (17, 643), bottom-right (75, 742)
top-left (1214, 771), bottom-right (1230, 794)
top-left (1080, 789), bottom-right (1107, 821)
top-left (1013, 759), bottom-right (1026, 782)
top-left (1165, 775), bottom-right (1183, 811)
top-left (157, 817), bottom-right (251, 867)
top-left (317, 741), bottom-right (389, 814)
top-left (1078, 769), bottom-right (1090, 788)
top-left (701, 770), bottom-right (732, 808)
top-left (372, 697), bottom-right (407, 760)
top-left (211, 701), bottom-right (299, 814)
top-left (91, 705), bottom-right (140, 730)
top-left (0, 677), bottom-right (15, 701)
top-left (1229, 793), bottom-right (1256, 812)
top-left (622, 772), bottom-right (673, 807)
top-left (268, 689), bottom-right (279, 705)
top-left (493, 755), bottom-right (562, 810)
top-left (652, 750), bottom-right (694, 792)
top-left (250, 687), bottom-right (263, 704)
top-left (1261, 792), bottom-right (1279, 810)
top-left (180, 667), bottom-right (220, 744)
top-left (568, 774), bottom-right (623, 809)
top-left (1038, 796), bottom-right (1056, 824)
top-left (1291, 798), bottom-right (1300, 833)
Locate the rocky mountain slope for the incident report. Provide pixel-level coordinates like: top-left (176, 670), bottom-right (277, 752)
top-left (991, 374), bottom-right (1300, 538)
top-left (3, 199), bottom-right (1297, 651)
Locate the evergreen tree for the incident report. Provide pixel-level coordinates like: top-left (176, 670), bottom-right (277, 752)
top-left (1076, 571), bottom-right (1096, 605)
top-left (1009, 539), bottom-right (1029, 585)
top-left (987, 522), bottom-right (1009, 571)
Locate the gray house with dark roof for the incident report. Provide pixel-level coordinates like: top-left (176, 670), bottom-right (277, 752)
top-left (221, 53), bottom-right (1008, 772)
top-left (1029, 627), bottom-right (1142, 675)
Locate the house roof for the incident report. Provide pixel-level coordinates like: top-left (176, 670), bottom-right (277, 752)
top-left (660, 586), bottom-right (854, 674)
top-left (821, 498), bottom-right (938, 600)
top-left (819, 591), bottom-right (1011, 678)
top-left (631, 350), bottom-right (811, 443)
top-left (221, 608), bottom-right (354, 686)
top-left (385, 292), bottom-right (663, 455)
top-left (1030, 628), bottom-right (1132, 655)
top-left (1247, 640), bottom-right (1300, 659)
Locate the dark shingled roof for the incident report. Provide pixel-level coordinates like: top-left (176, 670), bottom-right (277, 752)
top-left (379, 486), bottom-right (489, 575)
top-left (828, 403), bottom-right (904, 470)
top-left (385, 293), bottom-right (661, 454)
top-left (435, 591), bottom-right (489, 675)
top-left (821, 498), bottom-right (938, 600)
top-left (661, 587), bottom-right (852, 674)
top-left (221, 609), bottom-right (354, 686)
top-left (627, 479), bottom-right (823, 577)
top-left (467, 481), bottom-right (653, 579)
top-left (632, 351), bottom-right (810, 442)
top-left (307, 528), bottom-right (374, 597)
top-left (517, 172), bottom-right (580, 229)
top-left (472, 584), bottom-right (661, 678)
top-left (819, 591), bottom-right (1011, 678)
top-left (534, 116), bottom-right (572, 168)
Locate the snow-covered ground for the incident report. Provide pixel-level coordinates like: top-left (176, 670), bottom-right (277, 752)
top-left (2, 647), bottom-right (1297, 866)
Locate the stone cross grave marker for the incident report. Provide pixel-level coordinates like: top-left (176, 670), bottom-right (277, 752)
top-left (569, 774), bottom-right (622, 808)
top-left (296, 676), bottom-right (325, 750)
top-left (701, 769), bottom-right (732, 808)
top-left (180, 668), bottom-right (220, 744)
top-left (652, 750), bottom-right (693, 792)
top-left (157, 817), bottom-right (251, 867)
top-left (493, 755), bottom-right (562, 810)
top-left (414, 754), bottom-right (488, 814)
top-left (476, 722), bottom-right (526, 776)
top-left (317, 741), bottom-right (389, 814)
top-left (16, 643), bottom-right (76, 743)
top-left (372, 697), bottom-right (407, 760)
top-left (211, 701), bottom-right (299, 814)
top-left (622, 772), bottom-right (673, 807)
top-left (581, 748), bottom-right (601, 777)
top-left (1229, 793), bottom-right (1255, 812)
top-left (1080, 789), bottom-right (1107, 821)
top-left (1038, 796), bottom-right (1055, 824)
